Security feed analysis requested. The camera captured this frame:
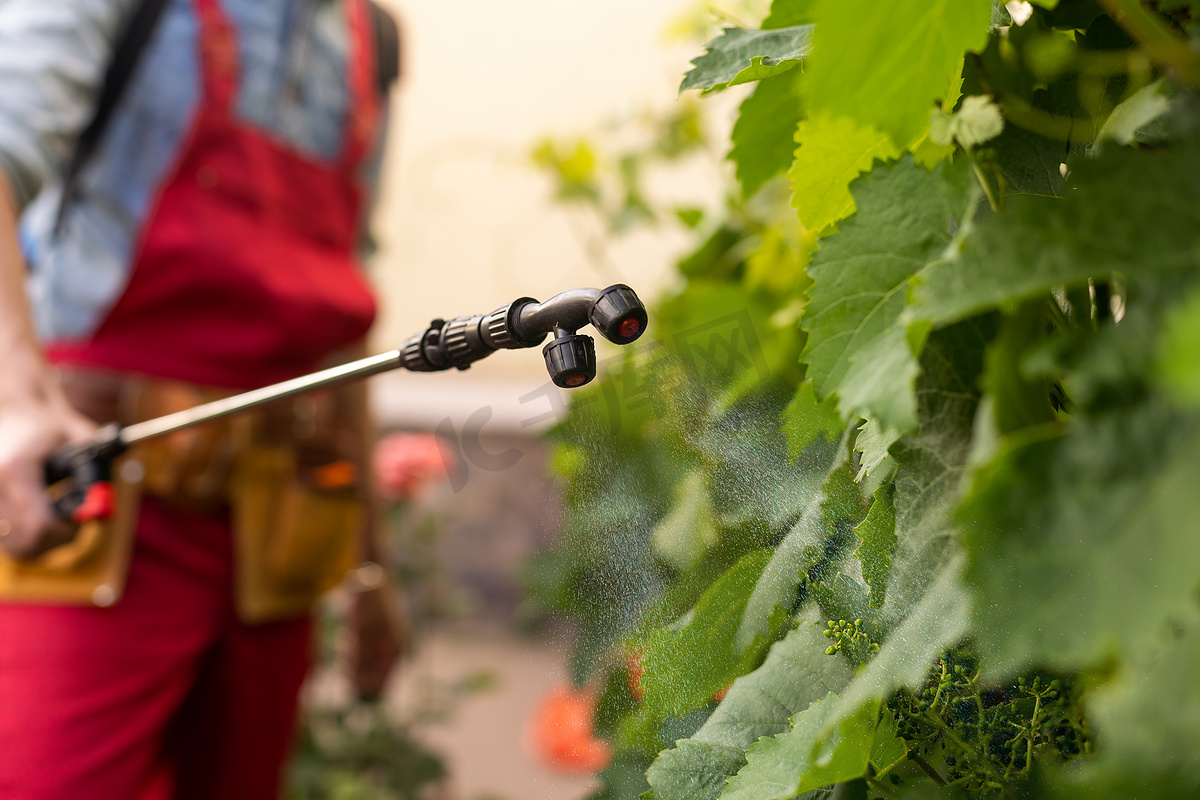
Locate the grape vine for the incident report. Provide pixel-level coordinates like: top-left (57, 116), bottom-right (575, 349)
top-left (526, 1), bottom-right (1200, 798)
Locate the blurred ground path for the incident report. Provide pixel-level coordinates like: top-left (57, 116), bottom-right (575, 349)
top-left (371, 432), bottom-right (598, 800)
top-left (391, 626), bottom-right (599, 800)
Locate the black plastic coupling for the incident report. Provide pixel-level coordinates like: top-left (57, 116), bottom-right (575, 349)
top-left (481, 297), bottom-right (545, 350)
top-left (440, 314), bottom-right (489, 369)
top-left (400, 319), bottom-right (451, 372)
top-left (544, 333), bottom-right (596, 388)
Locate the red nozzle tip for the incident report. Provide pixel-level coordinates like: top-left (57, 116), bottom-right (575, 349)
top-left (73, 482), bottom-right (116, 523)
top-left (618, 318), bottom-right (641, 340)
top-left (565, 374), bottom-right (588, 387)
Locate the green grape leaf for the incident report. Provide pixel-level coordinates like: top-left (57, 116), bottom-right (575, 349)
top-left (677, 226), bottom-right (743, 280)
top-left (681, 26), bottom-right (815, 94)
top-left (1093, 78), bottom-right (1172, 148)
top-left (853, 418), bottom-right (899, 488)
top-left (911, 134), bottom-right (957, 170)
top-left (837, 327), bottom-right (922, 434)
top-left (735, 441), bottom-right (858, 653)
top-left (800, 156), bottom-right (977, 433)
top-left (821, 457), bottom-right (865, 530)
top-left (546, 411), bottom-right (693, 684)
top-left (762, 0), bottom-right (820, 28)
top-left (702, 389), bottom-right (834, 532)
top-left (652, 470), bottom-right (720, 571)
top-left (1158, 287), bottom-right (1200, 408)
top-left (929, 94), bottom-right (1004, 150)
top-left (829, 556), bottom-right (971, 727)
top-left (731, 70), bottom-right (805, 198)
top-left (853, 485), bottom-right (896, 609)
top-left (908, 59), bottom-right (968, 169)
top-left (642, 550), bottom-right (774, 717)
top-left (804, 0), bottom-right (992, 147)
top-left (986, 124), bottom-right (1070, 198)
top-left (734, 493), bottom-right (826, 651)
top-left (789, 113), bottom-right (900, 234)
top-left (646, 741), bottom-right (750, 800)
top-left (870, 707), bottom-right (908, 777)
top-left (981, 303), bottom-right (1059, 435)
top-left (647, 617), bottom-right (852, 800)
top-left (1050, 607), bottom-right (1200, 799)
top-left (720, 693), bottom-right (877, 800)
top-left (908, 138), bottom-right (1200, 329)
top-left (703, 614), bottom-right (854, 749)
top-left (962, 400), bottom-right (1200, 678)
top-left (744, 218), bottom-right (816, 297)
top-left (882, 316), bottom-right (994, 624)
top-left (588, 751), bottom-right (654, 800)
top-left (782, 381), bottom-right (845, 462)
top-left (991, 0), bottom-right (1014, 26)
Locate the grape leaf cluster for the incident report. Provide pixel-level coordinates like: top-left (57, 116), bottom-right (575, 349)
top-left (527, 0), bottom-right (1200, 798)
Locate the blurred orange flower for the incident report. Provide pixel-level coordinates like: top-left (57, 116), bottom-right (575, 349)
top-left (372, 432), bottom-right (454, 500)
top-left (625, 649), bottom-right (644, 703)
top-left (526, 685), bottom-right (612, 774)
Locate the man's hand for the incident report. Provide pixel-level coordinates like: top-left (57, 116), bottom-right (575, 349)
top-left (349, 579), bottom-right (410, 701)
top-left (0, 173), bottom-right (96, 560)
top-left (0, 384), bottom-right (95, 559)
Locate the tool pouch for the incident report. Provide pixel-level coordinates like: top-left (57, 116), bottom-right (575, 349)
top-left (229, 441), bottom-right (362, 623)
top-left (227, 390), bottom-right (366, 623)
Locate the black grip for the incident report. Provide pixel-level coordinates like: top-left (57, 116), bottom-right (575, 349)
top-left (43, 448), bottom-right (77, 487)
top-left (51, 483), bottom-right (89, 525)
top-left (42, 425), bottom-right (126, 523)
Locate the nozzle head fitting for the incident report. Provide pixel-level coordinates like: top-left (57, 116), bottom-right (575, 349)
top-left (543, 333), bottom-right (596, 389)
top-left (589, 284), bottom-right (648, 345)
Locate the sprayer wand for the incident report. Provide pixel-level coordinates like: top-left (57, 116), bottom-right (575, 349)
top-left (44, 283), bottom-right (648, 523)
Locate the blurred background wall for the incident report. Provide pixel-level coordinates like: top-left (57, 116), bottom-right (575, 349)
top-left (366, 0), bottom-right (728, 434)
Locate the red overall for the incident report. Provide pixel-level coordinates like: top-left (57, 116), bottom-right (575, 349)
top-left (0, 0), bottom-right (380, 796)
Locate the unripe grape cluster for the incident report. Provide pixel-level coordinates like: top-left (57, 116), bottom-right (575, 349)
top-left (881, 647), bottom-right (1091, 797)
top-left (822, 618), bottom-right (880, 664)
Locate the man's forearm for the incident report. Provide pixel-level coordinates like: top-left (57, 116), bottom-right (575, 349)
top-left (0, 173), bottom-right (94, 557)
top-left (0, 175), bottom-right (52, 400)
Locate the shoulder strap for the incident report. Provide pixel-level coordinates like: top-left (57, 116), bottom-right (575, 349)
top-left (54, 0), bottom-right (170, 235)
top-left (56, 0), bottom-right (395, 234)
top-left (367, 0), bottom-right (401, 95)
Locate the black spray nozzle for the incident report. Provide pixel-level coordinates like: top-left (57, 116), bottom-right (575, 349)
top-left (514, 284), bottom-right (646, 388)
top-left (543, 332), bottom-right (596, 388)
top-left (512, 283), bottom-right (647, 346)
top-left (398, 284), bottom-right (647, 387)
top-left (588, 284), bottom-right (647, 345)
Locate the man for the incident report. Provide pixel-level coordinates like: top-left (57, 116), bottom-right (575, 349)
top-left (0, 1), bottom-right (402, 797)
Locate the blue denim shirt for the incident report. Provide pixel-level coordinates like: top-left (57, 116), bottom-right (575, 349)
top-left (0, 0), bottom-right (384, 342)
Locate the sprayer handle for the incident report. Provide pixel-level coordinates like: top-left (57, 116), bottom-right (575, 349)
top-left (43, 424), bottom-right (126, 523)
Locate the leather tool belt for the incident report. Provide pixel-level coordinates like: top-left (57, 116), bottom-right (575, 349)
top-left (0, 367), bottom-right (364, 623)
